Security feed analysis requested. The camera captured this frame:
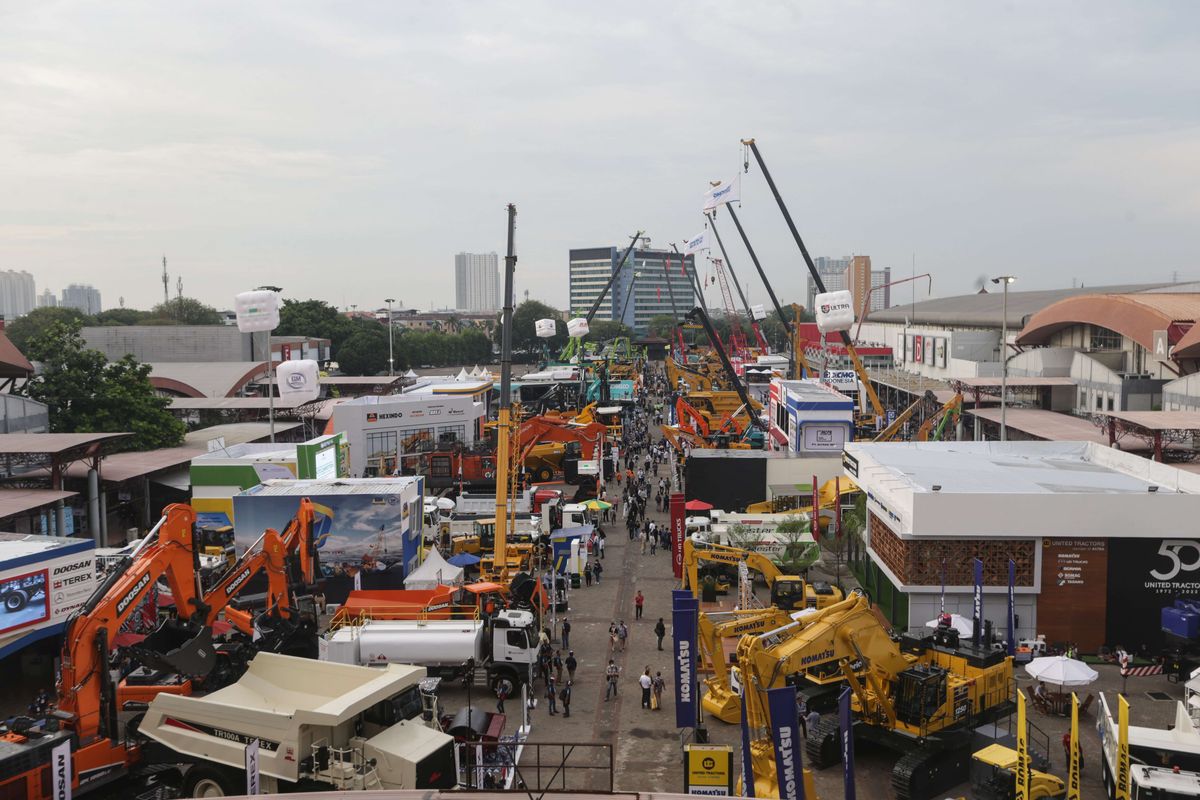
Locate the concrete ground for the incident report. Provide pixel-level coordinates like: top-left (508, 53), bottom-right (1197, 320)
top-left (434, 452), bottom-right (1191, 799)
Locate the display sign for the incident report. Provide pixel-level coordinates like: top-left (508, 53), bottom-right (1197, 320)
top-left (896, 333), bottom-right (906, 362)
top-left (670, 494), bottom-right (685, 579)
top-left (971, 558), bottom-right (984, 646)
top-left (245, 738), bottom-right (260, 795)
top-left (1106, 537), bottom-right (1200, 650)
top-left (684, 745), bottom-right (733, 796)
top-left (51, 739), bottom-right (71, 800)
top-left (1040, 538), bottom-right (1107, 650)
top-left (0, 541), bottom-right (95, 637)
top-left (767, 686), bottom-right (805, 800)
top-left (912, 335), bottom-right (923, 363)
top-left (814, 290), bottom-right (855, 334)
top-left (576, 459), bottom-right (599, 475)
top-left (840, 687), bottom-right (855, 800)
top-left (1152, 330), bottom-right (1172, 363)
top-left (801, 424), bottom-right (847, 453)
top-left (673, 595), bottom-right (698, 729)
top-left (935, 338), bottom-right (947, 368)
top-left (923, 336), bottom-right (934, 365)
top-left (822, 369), bottom-right (858, 390)
top-left (842, 451), bottom-right (859, 478)
top-left (535, 319), bottom-right (557, 338)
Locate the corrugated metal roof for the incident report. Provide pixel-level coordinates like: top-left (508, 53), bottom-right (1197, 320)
top-left (0, 489), bottom-right (78, 519)
top-left (0, 433), bottom-right (130, 454)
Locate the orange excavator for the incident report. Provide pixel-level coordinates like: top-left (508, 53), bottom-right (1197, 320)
top-left (516, 415), bottom-right (608, 483)
top-left (0, 501), bottom-right (320, 799)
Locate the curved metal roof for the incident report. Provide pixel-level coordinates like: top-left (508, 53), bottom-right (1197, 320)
top-left (1016, 293), bottom-right (1200, 352)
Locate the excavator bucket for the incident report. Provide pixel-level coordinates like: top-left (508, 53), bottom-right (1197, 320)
top-left (127, 619), bottom-right (217, 677)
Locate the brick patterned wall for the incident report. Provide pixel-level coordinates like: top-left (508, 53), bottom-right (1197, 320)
top-left (869, 515), bottom-right (1035, 587)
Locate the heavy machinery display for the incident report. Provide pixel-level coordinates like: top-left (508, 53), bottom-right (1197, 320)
top-left (138, 653), bottom-right (456, 794)
top-left (970, 744), bottom-right (1065, 799)
top-left (917, 393), bottom-right (963, 442)
top-left (697, 606), bottom-right (808, 723)
top-left (681, 539), bottom-right (842, 612)
top-left (734, 591), bottom-right (1015, 800)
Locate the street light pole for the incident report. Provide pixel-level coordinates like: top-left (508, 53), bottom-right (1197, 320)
top-left (386, 297), bottom-right (396, 376)
top-left (992, 276), bottom-right (1017, 441)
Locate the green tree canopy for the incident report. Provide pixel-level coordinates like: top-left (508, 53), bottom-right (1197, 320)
top-left (151, 297), bottom-right (222, 325)
top-left (584, 320), bottom-right (632, 343)
top-left (93, 308), bottom-right (156, 326)
top-left (503, 300), bottom-right (567, 353)
top-left (277, 299), bottom-right (356, 352)
top-left (18, 320), bottom-right (184, 451)
top-left (6, 307), bottom-right (93, 354)
top-left (646, 314), bottom-right (679, 339)
top-left (335, 324), bottom-right (390, 376)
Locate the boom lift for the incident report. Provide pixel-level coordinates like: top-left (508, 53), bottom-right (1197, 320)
top-left (916, 393), bottom-right (963, 442)
top-left (735, 591), bottom-right (1015, 800)
top-left (682, 539), bottom-right (842, 613)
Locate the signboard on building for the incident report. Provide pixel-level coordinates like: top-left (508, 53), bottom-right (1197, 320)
top-left (1107, 537), bottom-right (1200, 649)
top-left (896, 333), bottom-right (906, 362)
top-left (296, 433), bottom-right (346, 481)
top-left (822, 370), bottom-right (858, 391)
top-left (0, 537), bottom-right (94, 641)
top-left (683, 745), bottom-right (733, 796)
top-left (935, 338), bottom-right (947, 367)
top-left (912, 335), bottom-right (923, 363)
top-left (1152, 330), bottom-right (1172, 362)
top-left (802, 424), bottom-right (847, 453)
top-left (923, 336), bottom-right (935, 365)
top-left (1039, 539), bottom-right (1108, 651)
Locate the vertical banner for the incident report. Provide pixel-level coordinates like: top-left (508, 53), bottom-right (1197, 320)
top-left (1067, 693), bottom-right (1081, 800)
top-left (1015, 691), bottom-right (1030, 800)
top-left (245, 738), bottom-right (261, 796)
top-left (766, 686), bottom-right (804, 800)
top-left (939, 559), bottom-right (946, 614)
top-left (1007, 559), bottom-right (1017, 657)
top-left (673, 595), bottom-right (698, 728)
top-left (739, 686), bottom-right (755, 798)
top-left (834, 478), bottom-right (842, 540)
top-left (811, 475), bottom-right (820, 540)
top-left (971, 558), bottom-right (984, 646)
top-left (51, 739), bottom-right (72, 800)
top-left (1117, 694), bottom-right (1130, 800)
top-left (670, 493), bottom-right (685, 580)
top-left (839, 687), bottom-right (856, 800)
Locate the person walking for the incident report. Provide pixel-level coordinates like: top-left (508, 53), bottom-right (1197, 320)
top-left (545, 675), bottom-right (558, 715)
top-left (797, 696), bottom-right (809, 737)
top-left (553, 650), bottom-right (564, 683)
top-left (565, 651), bottom-right (578, 682)
top-left (609, 623), bottom-right (619, 653)
top-left (618, 621), bottom-right (629, 651)
top-left (561, 619), bottom-right (571, 650)
top-left (560, 680), bottom-right (572, 717)
top-left (652, 671), bottom-right (665, 710)
top-left (594, 559), bottom-right (603, 584)
top-left (598, 534), bottom-right (605, 560)
top-left (639, 668), bottom-right (653, 709)
top-left (634, 590), bottom-right (645, 620)
top-left (654, 617), bottom-right (667, 650)
top-left (605, 660), bottom-right (621, 700)
top-left (650, 533), bottom-right (657, 555)
top-left (495, 676), bottom-right (513, 714)
top-left (583, 562), bottom-right (592, 587)
top-left (806, 709), bottom-right (821, 737)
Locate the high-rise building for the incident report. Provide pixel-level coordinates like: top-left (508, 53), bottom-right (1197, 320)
top-left (0, 271), bottom-right (36, 321)
top-left (454, 252), bottom-right (500, 312)
top-left (61, 284), bottom-right (102, 315)
top-left (37, 289), bottom-right (58, 308)
top-left (870, 267), bottom-right (892, 312)
top-left (846, 256), bottom-right (873, 319)
top-left (806, 256), bottom-right (850, 311)
top-left (568, 247), bottom-right (696, 334)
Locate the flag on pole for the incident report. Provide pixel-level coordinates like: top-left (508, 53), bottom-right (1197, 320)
top-left (657, 287), bottom-right (662, 301)
top-left (1117, 695), bottom-right (1131, 800)
top-left (767, 687), bottom-right (803, 800)
top-left (1067, 693), bottom-right (1081, 800)
top-left (1007, 558), bottom-right (1017, 657)
top-left (739, 687), bottom-right (755, 798)
top-left (839, 687), bottom-right (856, 800)
top-left (702, 175), bottom-right (741, 212)
top-left (971, 557), bottom-right (984, 646)
top-left (1016, 691), bottom-right (1030, 800)
top-left (685, 231), bottom-right (709, 255)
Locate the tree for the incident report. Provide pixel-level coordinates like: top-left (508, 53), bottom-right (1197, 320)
top-left (93, 308), bottom-right (155, 326)
top-left (18, 320), bottom-right (184, 451)
top-left (585, 320), bottom-right (632, 343)
top-left (646, 314), bottom-right (678, 339)
top-left (335, 326), bottom-right (389, 375)
top-left (774, 515), bottom-right (821, 574)
top-left (6, 307), bottom-right (93, 354)
top-left (503, 300), bottom-right (567, 353)
top-left (277, 299), bottom-right (357, 352)
top-left (151, 297), bottom-right (222, 325)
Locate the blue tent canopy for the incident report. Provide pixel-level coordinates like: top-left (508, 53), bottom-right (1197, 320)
top-left (447, 552), bottom-right (481, 567)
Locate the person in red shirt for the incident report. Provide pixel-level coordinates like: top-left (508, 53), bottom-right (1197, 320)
top-left (634, 590), bottom-right (645, 620)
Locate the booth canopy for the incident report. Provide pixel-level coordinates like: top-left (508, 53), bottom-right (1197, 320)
top-left (403, 549), bottom-right (464, 589)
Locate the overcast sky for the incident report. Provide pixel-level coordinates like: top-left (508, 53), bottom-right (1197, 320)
top-left (3, 1), bottom-right (1197, 314)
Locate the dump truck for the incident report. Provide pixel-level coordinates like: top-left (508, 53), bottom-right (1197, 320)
top-left (321, 608), bottom-right (539, 692)
top-left (138, 652), bottom-right (456, 796)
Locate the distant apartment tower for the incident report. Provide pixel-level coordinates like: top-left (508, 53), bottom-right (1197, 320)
top-left (454, 252), bottom-right (500, 312)
top-left (37, 289), bottom-right (58, 308)
top-left (870, 267), bottom-right (892, 311)
top-left (0, 271), bottom-right (36, 321)
top-left (846, 256), bottom-right (873, 320)
top-left (62, 284), bottom-right (102, 315)
top-left (806, 256), bottom-right (850, 311)
top-left (568, 247), bottom-right (696, 334)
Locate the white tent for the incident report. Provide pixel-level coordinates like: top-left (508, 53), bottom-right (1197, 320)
top-left (455, 368), bottom-right (469, 382)
top-left (404, 369), bottom-right (418, 379)
top-left (403, 548), bottom-right (463, 590)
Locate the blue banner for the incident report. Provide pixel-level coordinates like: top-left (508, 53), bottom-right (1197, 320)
top-left (840, 687), bottom-right (856, 800)
top-left (673, 596), bottom-right (698, 728)
top-left (767, 686), bottom-right (805, 800)
top-left (1007, 558), bottom-right (1016, 657)
top-left (972, 557), bottom-right (984, 646)
top-left (740, 685), bottom-right (755, 798)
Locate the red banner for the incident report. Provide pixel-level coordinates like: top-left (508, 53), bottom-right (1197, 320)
top-left (670, 493), bottom-right (685, 579)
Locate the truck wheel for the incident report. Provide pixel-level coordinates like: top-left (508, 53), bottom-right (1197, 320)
top-left (4, 589), bottom-right (28, 612)
top-left (182, 765), bottom-right (241, 798)
top-left (535, 467), bottom-right (553, 483)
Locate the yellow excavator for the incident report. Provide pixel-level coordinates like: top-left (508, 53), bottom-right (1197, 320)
top-left (682, 539), bottom-right (842, 612)
top-left (735, 591), bottom-right (1014, 800)
top-left (698, 606), bottom-right (807, 723)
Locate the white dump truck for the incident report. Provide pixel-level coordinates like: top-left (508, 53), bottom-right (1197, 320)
top-left (321, 608), bottom-right (539, 692)
top-left (687, 510), bottom-right (824, 568)
top-left (138, 652), bottom-right (457, 796)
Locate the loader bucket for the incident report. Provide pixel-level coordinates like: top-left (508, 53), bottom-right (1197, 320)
top-left (126, 620), bottom-right (217, 677)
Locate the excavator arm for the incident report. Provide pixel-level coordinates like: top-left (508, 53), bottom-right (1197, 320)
top-left (59, 504), bottom-right (209, 745)
top-left (699, 607), bottom-right (800, 723)
top-left (675, 397), bottom-right (711, 437)
top-left (917, 393), bottom-right (963, 442)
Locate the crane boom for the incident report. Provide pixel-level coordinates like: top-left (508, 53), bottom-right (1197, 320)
top-left (684, 306), bottom-right (764, 431)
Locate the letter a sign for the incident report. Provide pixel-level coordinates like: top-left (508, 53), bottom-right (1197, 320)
top-left (1153, 330), bottom-right (1172, 363)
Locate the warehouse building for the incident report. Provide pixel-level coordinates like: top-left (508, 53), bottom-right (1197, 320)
top-left (843, 440), bottom-right (1200, 653)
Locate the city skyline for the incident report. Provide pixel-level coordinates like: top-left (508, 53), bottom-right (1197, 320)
top-left (1, 4), bottom-right (1197, 313)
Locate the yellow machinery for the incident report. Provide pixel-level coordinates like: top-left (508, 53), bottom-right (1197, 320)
top-left (682, 539), bottom-right (843, 612)
top-left (970, 744), bottom-right (1065, 799)
top-left (745, 476), bottom-right (858, 515)
top-left (734, 591), bottom-right (1015, 800)
top-left (698, 607), bottom-right (802, 723)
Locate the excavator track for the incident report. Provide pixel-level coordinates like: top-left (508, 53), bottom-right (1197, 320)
top-left (804, 716), bottom-right (843, 769)
top-left (890, 743), bottom-right (970, 800)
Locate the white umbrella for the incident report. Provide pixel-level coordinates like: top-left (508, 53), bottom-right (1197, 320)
top-left (1024, 655), bottom-right (1099, 687)
top-left (925, 614), bottom-right (974, 637)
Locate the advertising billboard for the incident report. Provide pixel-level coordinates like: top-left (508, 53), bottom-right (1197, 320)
top-left (1107, 537), bottom-right (1200, 649)
top-left (0, 536), bottom-right (94, 648)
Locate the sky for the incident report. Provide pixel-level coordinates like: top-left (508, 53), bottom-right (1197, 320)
top-left (2, 1), bottom-right (1198, 314)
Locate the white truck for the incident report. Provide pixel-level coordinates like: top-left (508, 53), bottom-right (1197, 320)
top-left (687, 510), bottom-right (825, 568)
top-left (138, 652), bottom-right (457, 796)
top-left (1098, 687), bottom-right (1200, 799)
top-left (321, 608), bottom-right (539, 693)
